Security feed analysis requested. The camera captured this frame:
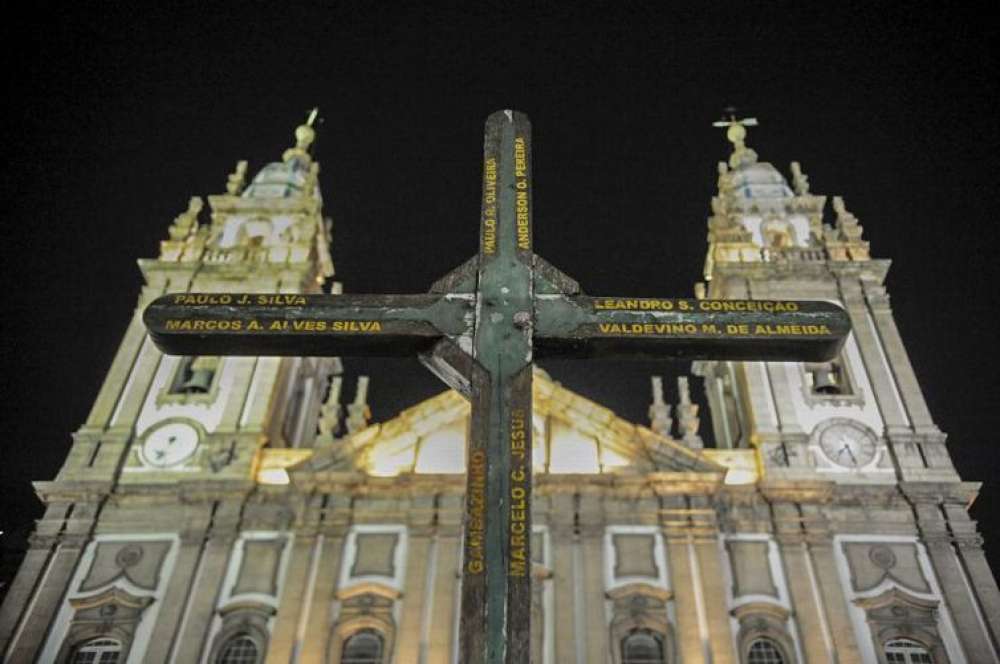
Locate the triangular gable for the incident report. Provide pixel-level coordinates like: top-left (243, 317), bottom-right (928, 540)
top-left (297, 369), bottom-right (725, 478)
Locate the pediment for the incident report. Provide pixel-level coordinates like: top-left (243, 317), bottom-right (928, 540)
top-left (294, 369), bottom-right (726, 479)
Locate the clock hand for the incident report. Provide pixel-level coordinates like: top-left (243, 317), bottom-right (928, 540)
top-left (154, 449), bottom-right (166, 459)
top-left (845, 446), bottom-right (858, 466)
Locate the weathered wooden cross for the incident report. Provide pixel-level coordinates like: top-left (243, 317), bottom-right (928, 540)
top-left (144, 110), bottom-right (850, 664)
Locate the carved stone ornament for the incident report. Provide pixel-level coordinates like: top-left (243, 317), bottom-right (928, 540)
top-left (869, 544), bottom-right (897, 570)
top-left (54, 587), bottom-right (154, 662)
top-left (843, 542), bottom-right (931, 594)
top-left (79, 540), bottom-right (172, 592)
top-left (115, 544), bottom-right (143, 568)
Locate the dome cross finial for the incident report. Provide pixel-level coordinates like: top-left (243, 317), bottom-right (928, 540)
top-left (283, 107), bottom-right (322, 163)
top-left (713, 109), bottom-right (759, 168)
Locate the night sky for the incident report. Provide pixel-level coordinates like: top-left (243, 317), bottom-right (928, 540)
top-left (2, 5), bottom-right (998, 580)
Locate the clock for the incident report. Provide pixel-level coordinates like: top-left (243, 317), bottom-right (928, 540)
top-left (141, 421), bottom-right (200, 468)
top-left (817, 420), bottom-right (878, 469)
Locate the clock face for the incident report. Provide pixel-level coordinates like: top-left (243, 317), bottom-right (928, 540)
top-left (141, 421), bottom-right (200, 467)
top-left (818, 421), bottom-right (878, 469)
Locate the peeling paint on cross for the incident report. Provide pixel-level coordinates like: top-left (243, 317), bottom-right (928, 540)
top-left (144, 110), bottom-right (850, 664)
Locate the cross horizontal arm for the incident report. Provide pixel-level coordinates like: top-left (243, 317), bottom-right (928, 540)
top-left (534, 296), bottom-right (850, 362)
top-left (143, 292), bottom-right (472, 357)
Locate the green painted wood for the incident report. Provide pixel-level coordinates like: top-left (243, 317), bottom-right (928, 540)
top-left (143, 292), bottom-right (471, 357)
top-left (462, 110), bottom-right (535, 664)
top-left (534, 295), bottom-right (850, 362)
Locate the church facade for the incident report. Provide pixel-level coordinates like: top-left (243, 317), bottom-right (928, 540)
top-left (1, 118), bottom-right (998, 664)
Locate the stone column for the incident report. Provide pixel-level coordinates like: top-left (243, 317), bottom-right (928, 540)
top-left (103, 335), bottom-right (164, 434)
top-left (83, 304), bottom-right (156, 430)
top-left (775, 532), bottom-right (834, 663)
top-left (578, 495), bottom-right (607, 664)
top-left (0, 546), bottom-right (53, 655)
top-left (171, 503), bottom-right (241, 663)
top-left (299, 494), bottom-right (350, 664)
top-left (266, 533), bottom-right (318, 662)
top-left (241, 358), bottom-right (283, 433)
top-left (660, 495), bottom-right (709, 664)
top-left (218, 357), bottom-right (260, 430)
top-left (394, 521), bottom-right (433, 662)
top-left (143, 521), bottom-right (212, 662)
top-left (836, 278), bottom-right (909, 431)
top-left (548, 494), bottom-right (579, 664)
top-left (955, 539), bottom-right (1000, 653)
top-left (5, 498), bottom-right (102, 663)
top-left (763, 363), bottom-right (804, 436)
top-left (693, 532), bottom-right (737, 664)
top-left (0, 502), bottom-right (75, 655)
top-left (862, 282), bottom-right (936, 432)
top-left (4, 534), bottom-right (88, 663)
top-left (801, 506), bottom-right (862, 664)
top-left (908, 496), bottom-right (995, 662)
top-left (427, 494), bottom-right (463, 664)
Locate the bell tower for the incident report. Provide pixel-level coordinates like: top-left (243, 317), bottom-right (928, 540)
top-left (695, 116), bottom-right (954, 485)
top-left (0, 112), bottom-right (339, 660)
top-left (694, 117), bottom-right (1000, 663)
top-left (95, 110), bottom-right (338, 487)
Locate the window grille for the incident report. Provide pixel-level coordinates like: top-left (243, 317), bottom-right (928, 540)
top-left (216, 635), bottom-right (260, 664)
top-left (621, 629), bottom-right (664, 663)
top-left (884, 638), bottom-right (933, 664)
top-left (70, 638), bottom-right (122, 664)
top-left (342, 629), bottom-right (385, 664)
top-left (746, 638), bottom-right (785, 664)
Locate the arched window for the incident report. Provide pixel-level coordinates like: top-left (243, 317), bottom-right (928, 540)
top-left (884, 638), bottom-right (934, 664)
top-left (70, 638), bottom-right (123, 664)
top-left (341, 629), bottom-right (385, 664)
top-left (747, 638), bottom-right (785, 664)
top-left (216, 634), bottom-right (260, 664)
top-left (621, 629), bottom-right (664, 664)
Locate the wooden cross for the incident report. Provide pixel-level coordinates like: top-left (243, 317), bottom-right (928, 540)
top-left (144, 110), bottom-right (850, 664)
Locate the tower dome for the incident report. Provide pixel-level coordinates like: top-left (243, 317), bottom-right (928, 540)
top-left (727, 160), bottom-right (794, 205)
top-left (242, 159), bottom-right (311, 199)
top-left (242, 108), bottom-right (320, 199)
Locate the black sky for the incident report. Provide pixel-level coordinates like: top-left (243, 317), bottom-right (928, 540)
top-left (2, 4), bottom-right (998, 577)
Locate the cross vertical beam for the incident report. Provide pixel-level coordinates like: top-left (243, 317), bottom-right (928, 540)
top-left (461, 111), bottom-right (534, 664)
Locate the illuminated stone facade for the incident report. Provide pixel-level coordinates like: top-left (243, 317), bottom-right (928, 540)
top-left (1, 119), bottom-right (998, 663)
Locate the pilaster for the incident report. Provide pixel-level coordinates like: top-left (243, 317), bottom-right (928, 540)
top-left (143, 509), bottom-right (214, 663)
top-left (427, 495), bottom-right (463, 664)
top-left (394, 499), bottom-right (435, 662)
top-left (862, 281), bottom-right (936, 432)
top-left (103, 332), bottom-right (163, 435)
top-left (218, 357), bottom-right (260, 431)
top-left (801, 505), bottom-right (862, 663)
top-left (663, 495), bottom-right (705, 664)
top-left (688, 494), bottom-right (736, 664)
top-left (83, 306), bottom-right (155, 431)
top-left (905, 487), bottom-right (997, 662)
top-left (5, 536), bottom-right (88, 662)
top-left (171, 502), bottom-right (241, 663)
top-left (578, 495), bottom-right (607, 664)
top-left (548, 494), bottom-right (579, 664)
top-left (298, 495), bottom-right (350, 664)
top-left (954, 539), bottom-right (1000, 653)
top-left (835, 277), bottom-right (909, 432)
top-left (266, 533), bottom-right (317, 662)
top-left (664, 536), bottom-right (703, 662)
